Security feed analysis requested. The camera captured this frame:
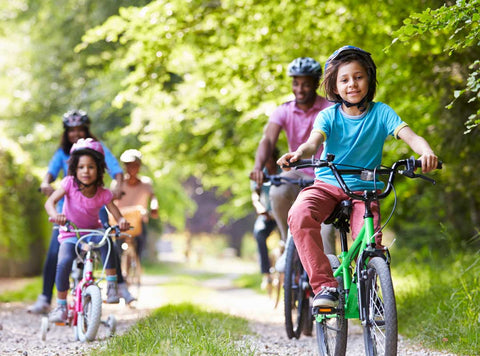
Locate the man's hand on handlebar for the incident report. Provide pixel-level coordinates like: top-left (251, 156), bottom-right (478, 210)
top-left (249, 168), bottom-right (265, 187)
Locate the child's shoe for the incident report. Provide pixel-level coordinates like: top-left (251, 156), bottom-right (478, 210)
top-left (105, 281), bottom-right (120, 304)
top-left (48, 304), bottom-right (67, 323)
top-left (118, 282), bottom-right (136, 304)
top-left (27, 294), bottom-right (50, 314)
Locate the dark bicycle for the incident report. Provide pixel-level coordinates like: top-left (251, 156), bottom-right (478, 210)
top-left (264, 174), bottom-right (315, 339)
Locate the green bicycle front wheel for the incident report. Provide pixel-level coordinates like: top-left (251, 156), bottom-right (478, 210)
top-left (363, 256), bottom-right (398, 356)
top-left (316, 254), bottom-right (348, 356)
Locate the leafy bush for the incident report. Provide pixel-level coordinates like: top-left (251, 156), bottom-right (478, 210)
top-left (0, 143), bottom-right (49, 276)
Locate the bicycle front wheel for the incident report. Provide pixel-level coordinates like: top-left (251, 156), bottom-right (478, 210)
top-left (77, 285), bottom-right (102, 342)
top-left (363, 257), bottom-right (397, 356)
top-left (284, 238), bottom-right (307, 339)
top-left (316, 254), bottom-right (348, 356)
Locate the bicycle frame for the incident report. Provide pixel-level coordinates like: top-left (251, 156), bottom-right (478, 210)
top-left (71, 244), bottom-right (97, 326)
top-left (332, 214), bottom-right (381, 320)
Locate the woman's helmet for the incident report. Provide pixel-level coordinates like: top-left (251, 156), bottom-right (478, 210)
top-left (287, 57), bottom-right (322, 78)
top-left (62, 110), bottom-right (90, 128)
top-left (70, 138), bottom-right (104, 156)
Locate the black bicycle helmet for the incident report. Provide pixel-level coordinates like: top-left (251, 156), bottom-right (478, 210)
top-left (62, 110), bottom-right (90, 128)
top-left (287, 57), bottom-right (322, 78)
top-left (324, 46), bottom-right (377, 111)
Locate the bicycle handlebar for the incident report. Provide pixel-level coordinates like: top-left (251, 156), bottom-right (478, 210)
top-left (263, 174), bottom-right (315, 188)
top-left (49, 218), bottom-right (130, 249)
top-left (284, 155), bottom-right (442, 201)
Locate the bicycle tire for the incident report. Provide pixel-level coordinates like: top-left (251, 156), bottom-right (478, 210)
top-left (362, 257), bottom-right (398, 356)
top-left (122, 240), bottom-right (142, 287)
top-left (283, 238), bottom-right (307, 339)
top-left (316, 254), bottom-right (348, 356)
top-left (77, 285), bottom-right (102, 342)
top-left (301, 297), bottom-right (313, 336)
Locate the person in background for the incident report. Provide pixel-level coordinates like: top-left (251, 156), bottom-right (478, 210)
top-left (111, 149), bottom-right (158, 261)
top-left (28, 110), bottom-right (134, 314)
top-left (251, 147), bottom-right (281, 291)
top-left (45, 138), bottom-right (130, 322)
top-left (250, 57), bottom-right (336, 272)
top-left (278, 46), bottom-right (438, 308)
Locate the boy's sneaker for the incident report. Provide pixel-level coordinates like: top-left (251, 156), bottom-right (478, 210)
top-left (27, 294), bottom-right (50, 314)
top-left (105, 282), bottom-right (120, 304)
top-left (313, 287), bottom-right (339, 308)
top-left (48, 305), bottom-right (67, 323)
top-left (118, 282), bottom-right (136, 304)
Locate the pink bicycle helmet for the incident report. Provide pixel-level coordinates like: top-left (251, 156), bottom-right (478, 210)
top-left (70, 138), bottom-right (105, 156)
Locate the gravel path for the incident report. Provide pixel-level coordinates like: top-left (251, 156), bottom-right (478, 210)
top-left (0, 255), bottom-right (457, 356)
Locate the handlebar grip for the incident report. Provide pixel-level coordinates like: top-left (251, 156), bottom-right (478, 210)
top-left (282, 159), bottom-right (316, 168)
top-left (414, 160), bottom-right (443, 169)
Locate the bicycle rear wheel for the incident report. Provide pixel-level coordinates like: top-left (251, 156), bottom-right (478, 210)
top-left (284, 238), bottom-right (308, 339)
top-left (316, 254), bottom-right (348, 356)
top-left (363, 257), bottom-right (397, 356)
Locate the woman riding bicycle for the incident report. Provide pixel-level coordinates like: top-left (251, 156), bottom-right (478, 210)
top-left (277, 46), bottom-right (438, 309)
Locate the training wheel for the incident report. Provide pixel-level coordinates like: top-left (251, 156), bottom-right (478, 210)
top-left (105, 314), bottom-right (117, 337)
top-left (40, 316), bottom-right (49, 341)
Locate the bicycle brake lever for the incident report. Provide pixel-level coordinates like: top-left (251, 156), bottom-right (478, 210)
top-left (399, 170), bottom-right (436, 185)
top-left (416, 174), bottom-right (436, 185)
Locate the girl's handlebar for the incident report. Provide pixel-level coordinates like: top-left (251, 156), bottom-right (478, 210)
top-left (283, 154), bottom-right (442, 201)
top-left (48, 218), bottom-right (130, 249)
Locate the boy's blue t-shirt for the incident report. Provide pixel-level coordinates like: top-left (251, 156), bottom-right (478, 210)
top-left (313, 102), bottom-right (408, 191)
top-left (47, 142), bottom-right (123, 212)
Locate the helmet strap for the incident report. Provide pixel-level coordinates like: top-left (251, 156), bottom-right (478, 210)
top-left (74, 177), bottom-right (96, 191)
top-left (342, 95), bottom-right (368, 112)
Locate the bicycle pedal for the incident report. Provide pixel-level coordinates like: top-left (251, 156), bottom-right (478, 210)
top-left (54, 321), bottom-right (67, 326)
top-left (312, 306), bottom-right (336, 315)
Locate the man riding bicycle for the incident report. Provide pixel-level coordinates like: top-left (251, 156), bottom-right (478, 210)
top-left (250, 57), bottom-right (336, 268)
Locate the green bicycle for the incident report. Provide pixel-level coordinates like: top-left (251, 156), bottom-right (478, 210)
top-left (287, 154), bottom-right (442, 356)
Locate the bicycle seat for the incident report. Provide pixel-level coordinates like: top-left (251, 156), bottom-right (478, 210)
top-left (324, 200), bottom-right (352, 232)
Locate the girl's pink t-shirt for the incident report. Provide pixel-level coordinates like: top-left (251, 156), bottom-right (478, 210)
top-left (58, 176), bottom-right (113, 243)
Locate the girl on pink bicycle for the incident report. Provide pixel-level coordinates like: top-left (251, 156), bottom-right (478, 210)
top-left (44, 138), bottom-right (130, 323)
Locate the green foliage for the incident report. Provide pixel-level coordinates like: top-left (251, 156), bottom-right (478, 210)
top-left (2, 0), bottom-right (480, 252)
top-left (93, 303), bottom-right (253, 356)
top-left (0, 139), bottom-right (49, 275)
top-left (392, 0), bottom-right (480, 132)
top-left (394, 248), bottom-right (480, 354)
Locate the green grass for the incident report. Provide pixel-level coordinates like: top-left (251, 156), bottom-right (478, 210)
top-left (0, 277), bottom-right (43, 302)
top-left (393, 247), bottom-right (480, 355)
top-left (92, 303), bottom-right (254, 356)
top-left (233, 273), bottom-right (263, 294)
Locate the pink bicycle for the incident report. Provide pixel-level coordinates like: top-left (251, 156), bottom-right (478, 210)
top-left (40, 222), bottom-right (127, 342)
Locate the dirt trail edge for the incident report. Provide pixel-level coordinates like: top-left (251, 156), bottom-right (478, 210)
top-left (0, 256), bottom-right (456, 356)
